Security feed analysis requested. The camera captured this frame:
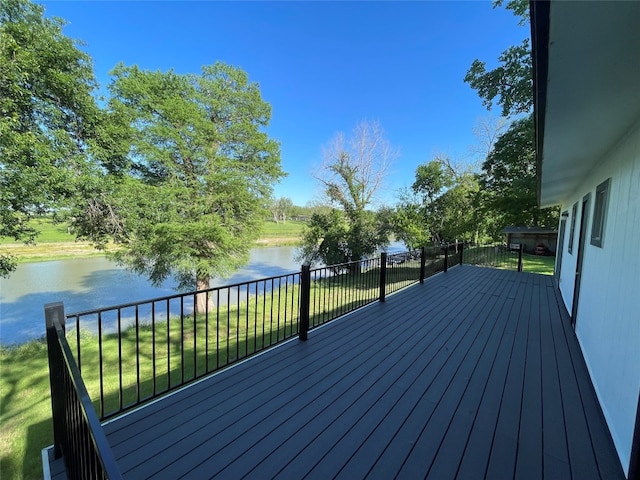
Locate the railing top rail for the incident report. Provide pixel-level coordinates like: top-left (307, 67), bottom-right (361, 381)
top-left (308, 248), bottom-right (423, 273)
top-left (65, 247), bottom-right (447, 318)
top-left (66, 269), bottom-right (302, 318)
top-left (308, 256), bottom-right (378, 273)
top-left (64, 244), bottom-right (471, 320)
top-left (48, 316), bottom-right (123, 479)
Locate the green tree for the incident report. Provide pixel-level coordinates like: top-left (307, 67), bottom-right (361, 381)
top-left (73, 63), bottom-right (284, 311)
top-left (464, 0), bottom-right (532, 118)
top-left (298, 121), bottom-right (396, 268)
top-left (394, 158), bottom-right (486, 247)
top-left (269, 196), bottom-right (294, 223)
top-left (480, 115), bottom-right (558, 230)
top-left (465, 0), bottom-right (559, 230)
top-left (0, 0), bottom-right (100, 276)
top-left (392, 190), bottom-right (430, 250)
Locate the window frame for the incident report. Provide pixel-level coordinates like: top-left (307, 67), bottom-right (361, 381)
top-left (590, 178), bottom-right (611, 248)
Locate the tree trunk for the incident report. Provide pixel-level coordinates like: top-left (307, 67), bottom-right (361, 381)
top-left (196, 274), bottom-right (214, 315)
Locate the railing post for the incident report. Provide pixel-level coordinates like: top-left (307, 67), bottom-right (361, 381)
top-left (379, 252), bottom-right (387, 302)
top-left (459, 242), bottom-right (464, 265)
top-left (444, 244), bottom-right (449, 273)
top-left (518, 244), bottom-right (524, 272)
top-left (45, 302), bottom-right (66, 459)
top-left (299, 264), bottom-right (310, 341)
top-left (419, 247), bottom-right (426, 284)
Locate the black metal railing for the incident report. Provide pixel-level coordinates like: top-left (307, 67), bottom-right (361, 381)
top-left (305, 255), bottom-right (382, 330)
top-left (65, 272), bottom-right (302, 420)
top-left (463, 243), bottom-right (524, 271)
top-left (50, 242), bottom-right (520, 422)
top-left (44, 241), bottom-right (526, 477)
top-left (45, 302), bottom-right (122, 480)
top-left (61, 248), bottom-right (442, 420)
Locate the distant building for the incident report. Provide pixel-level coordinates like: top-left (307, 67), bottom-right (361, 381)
top-left (501, 226), bottom-right (557, 254)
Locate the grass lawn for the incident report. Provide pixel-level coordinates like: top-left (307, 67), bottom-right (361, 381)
top-left (522, 253), bottom-right (556, 275)
top-left (0, 217), bottom-right (114, 263)
top-left (0, 217), bottom-right (75, 244)
top-left (0, 341), bottom-right (53, 480)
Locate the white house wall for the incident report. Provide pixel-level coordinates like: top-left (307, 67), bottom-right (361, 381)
top-left (556, 118), bottom-right (640, 475)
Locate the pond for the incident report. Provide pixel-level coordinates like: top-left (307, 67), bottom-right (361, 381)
top-left (0, 246), bottom-right (301, 346)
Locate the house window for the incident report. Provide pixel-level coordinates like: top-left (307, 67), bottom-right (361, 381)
top-left (568, 202), bottom-right (578, 254)
top-left (590, 178), bottom-right (611, 247)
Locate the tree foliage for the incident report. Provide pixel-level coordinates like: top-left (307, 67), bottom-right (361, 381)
top-left (480, 115), bottom-right (558, 231)
top-left (464, 0), bottom-right (532, 118)
top-left (298, 121), bottom-right (396, 267)
top-left (0, 0), bottom-right (100, 275)
top-left (464, 39), bottom-right (532, 118)
top-left (73, 63), bottom-right (284, 306)
top-left (393, 158), bottom-right (486, 248)
top-left (465, 0), bottom-right (559, 231)
top-left (298, 208), bottom-right (392, 268)
top-left (269, 197), bottom-right (294, 223)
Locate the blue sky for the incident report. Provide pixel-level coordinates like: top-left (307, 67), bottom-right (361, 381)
top-left (41, 1), bottom-right (527, 207)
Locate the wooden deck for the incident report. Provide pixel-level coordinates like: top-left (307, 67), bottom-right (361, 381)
top-left (97, 265), bottom-right (623, 479)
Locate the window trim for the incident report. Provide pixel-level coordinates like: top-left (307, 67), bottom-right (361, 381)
top-left (568, 202), bottom-right (578, 254)
top-left (590, 178), bottom-right (611, 248)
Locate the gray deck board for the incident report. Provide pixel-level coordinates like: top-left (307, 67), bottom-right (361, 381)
top-left (95, 265), bottom-right (623, 480)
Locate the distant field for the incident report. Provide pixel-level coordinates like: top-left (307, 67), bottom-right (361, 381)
top-left (0, 218), bottom-right (308, 262)
top-left (259, 220), bottom-right (306, 238)
top-left (0, 217), bottom-right (75, 244)
top-left (255, 220), bottom-right (306, 246)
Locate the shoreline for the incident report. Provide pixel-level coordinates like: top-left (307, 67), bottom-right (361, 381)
top-left (1, 237), bottom-right (302, 264)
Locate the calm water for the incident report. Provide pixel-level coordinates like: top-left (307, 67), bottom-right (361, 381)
top-left (0, 246), bottom-right (301, 346)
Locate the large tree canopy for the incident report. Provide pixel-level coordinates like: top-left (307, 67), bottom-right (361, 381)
top-left (0, 0), bottom-right (100, 275)
top-left (464, 39), bottom-right (532, 118)
top-left (73, 63), bottom-right (284, 307)
top-left (298, 121), bottom-right (396, 268)
top-left (464, 0), bottom-right (558, 230)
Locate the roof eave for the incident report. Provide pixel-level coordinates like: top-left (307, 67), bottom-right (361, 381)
top-left (530, 0), bottom-right (551, 208)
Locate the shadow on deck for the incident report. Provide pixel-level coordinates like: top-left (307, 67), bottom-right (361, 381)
top-left (88, 266), bottom-right (622, 479)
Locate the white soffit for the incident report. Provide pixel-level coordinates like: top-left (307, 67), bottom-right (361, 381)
top-left (539, 1), bottom-right (640, 208)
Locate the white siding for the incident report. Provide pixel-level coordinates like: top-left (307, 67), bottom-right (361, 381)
top-left (555, 119), bottom-right (640, 475)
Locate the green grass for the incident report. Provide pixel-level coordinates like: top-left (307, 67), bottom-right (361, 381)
top-left (0, 219), bottom-right (308, 264)
top-left (0, 218), bottom-right (308, 246)
top-left (522, 253), bottom-right (556, 275)
top-left (0, 217), bottom-right (75, 245)
top-left (1, 341), bottom-right (53, 480)
top-left (257, 221), bottom-right (306, 244)
top-left (462, 246), bottom-right (556, 276)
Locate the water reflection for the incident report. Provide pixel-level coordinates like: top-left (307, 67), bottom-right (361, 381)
top-left (0, 243), bottom-right (405, 345)
top-left (0, 246), bottom-right (300, 345)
